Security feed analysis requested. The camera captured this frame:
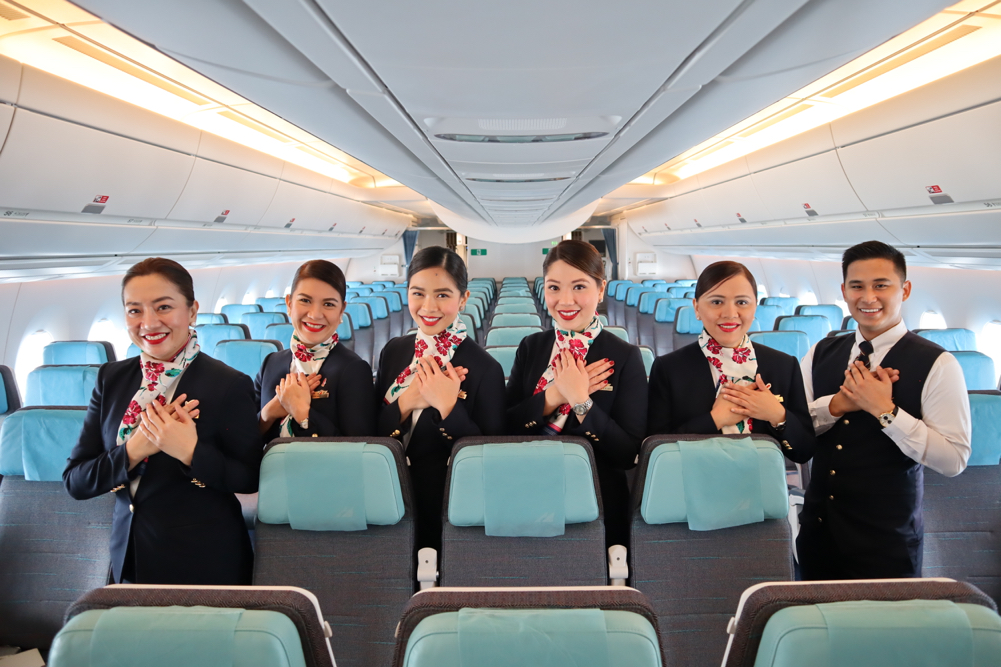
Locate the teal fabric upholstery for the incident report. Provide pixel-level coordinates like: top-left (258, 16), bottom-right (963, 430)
top-left (374, 289), bottom-right (403, 313)
top-left (486, 346), bottom-right (518, 379)
top-left (255, 297), bottom-right (287, 312)
top-left (240, 312), bottom-right (288, 340)
top-left (196, 313), bottom-right (226, 325)
top-left (666, 286), bottom-right (689, 298)
top-left (458, 608), bottom-right (607, 666)
top-left (348, 286), bottom-right (373, 296)
top-left (753, 601), bottom-right (1001, 667)
top-left (373, 281), bottom-right (396, 289)
top-left (639, 291), bottom-right (664, 314)
top-left (465, 301), bottom-right (483, 329)
top-left (344, 302), bottom-right (373, 328)
top-left (606, 280), bottom-right (630, 299)
top-left (614, 282), bottom-right (634, 300)
top-left (337, 314), bottom-right (353, 341)
top-left (678, 438), bottom-right (764, 530)
top-left (748, 318), bottom-right (762, 332)
top-left (749, 331), bottom-right (810, 359)
top-left (797, 304), bottom-right (845, 329)
top-left (351, 296), bottom-right (388, 319)
top-left (221, 304), bottom-right (262, 322)
top-left (275, 303), bottom-right (288, 314)
top-left (403, 609), bottom-right (661, 667)
top-left (598, 314), bottom-right (608, 326)
top-left (346, 281), bottom-right (364, 287)
top-left (754, 305), bottom-right (784, 330)
top-left (844, 316), bottom-right (858, 330)
top-left (968, 392), bottom-right (1001, 466)
top-left (257, 441), bottom-right (405, 528)
top-left (459, 314), bottom-right (477, 341)
top-left (215, 340), bottom-right (280, 378)
top-left (391, 285), bottom-right (409, 305)
top-left (265, 323), bottom-right (294, 345)
top-left (683, 290), bottom-right (695, 298)
top-left (482, 442), bottom-right (566, 537)
top-left (776, 315), bottom-right (832, 347)
top-left (491, 313), bottom-right (542, 328)
top-left (605, 326), bottom-right (630, 343)
top-left (676, 279), bottom-right (697, 286)
top-left (653, 298), bottom-right (690, 323)
top-left (485, 326), bottom-right (542, 346)
top-left (126, 343), bottom-right (140, 358)
top-left (640, 346), bottom-right (655, 377)
top-left (43, 341), bottom-right (109, 365)
top-left (761, 296), bottom-right (799, 317)
top-left (640, 438), bottom-right (788, 527)
top-left (917, 328), bottom-right (978, 352)
top-left (49, 607), bottom-right (307, 667)
top-left (196, 324), bottom-right (248, 356)
top-left (448, 442), bottom-right (598, 528)
top-left (25, 365), bottom-right (99, 406)
top-left (652, 282), bottom-right (675, 292)
top-left (674, 306), bottom-right (701, 335)
top-left (496, 296), bottom-right (534, 305)
top-left (626, 286), bottom-right (655, 307)
top-left (954, 352), bottom-right (996, 391)
top-left (286, 441), bottom-right (367, 531)
top-left (0, 407), bottom-right (86, 479)
top-left (493, 303), bottom-right (536, 314)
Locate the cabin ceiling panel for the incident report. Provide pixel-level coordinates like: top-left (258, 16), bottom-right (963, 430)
top-left (0, 53), bottom-right (21, 103)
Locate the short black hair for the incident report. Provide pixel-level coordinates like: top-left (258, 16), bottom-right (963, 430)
top-left (123, 257), bottom-right (195, 306)
top-left (842, 241), bottom-right (906, 282)
top-left (543, 239), bottom-right (605, 288)
top-left (290, 260), bottom-right (347, 303)
top-left (694, 261), bottom-right (757, 300)
top-left (407, 246), bottom-right (468, 293)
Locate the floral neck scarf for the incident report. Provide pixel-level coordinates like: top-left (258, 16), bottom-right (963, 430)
top-left (117, 330), bottom-right (200, 446)
top-left (534, 315), bottom-right (603, 434)
top-left (384, 316), bottom-right (467, 406)
top-left (279, 331), bottom-right (339, 437)
top-left (698, 329), bottom-right (758, 434)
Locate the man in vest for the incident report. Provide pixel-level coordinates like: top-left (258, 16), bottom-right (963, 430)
top-left (798, 240), bottom-right (971, 579)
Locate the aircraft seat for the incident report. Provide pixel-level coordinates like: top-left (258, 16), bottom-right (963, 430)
top-left (923, 390), bottom-right (1001, 606)
top-left (638, 290), bottom-right (664, 314)
top-left (338, 313), bottom-right (354, 343)
top-left (0, 364), bottom-right (22, 419)
top-left (796, 304), bottom-right (844, 330)
top-left (953, 351), bottom-right (996, 390)
top-left (485, 346), bottom-right (517, 380)
top-left (55, 586), bottom-right (335, 667)
top-left (639, 345), bottom-right (655, 378)
top-left (439, 437), bottom-right (608, 587)
top-left (484, 326), bottom-right (542, 347)
top-left (351, 296), bottom-right (390, 369)
top-left (464, 299), bottom-right (484, 329)
top-left (760, 297), bottom-right (799, 317)
top-left (672, 306), bottom-right (701, 351)
top-left (754, 304), bottom-right (784, 331)
top-left (393, 587), bottom-right (664, 667)
top-left (642, 279), bottom-right (666, 286)
top-left (254, 296), bottom-right (286, 312)
top-left (196, 323), bottom-right (250, 357)
top-left (390, 285), bottom-right (409, 305)
top-left (605, 326), bottom-right (630, 343)
top-left (916, 328), bottom-right (978, 352)
top-left (721, 579), bottom-right (998, 667)
top-left (43, 340), bottom-right (115, 365)
top-left (346, 281), bottom-right (364, 287)
top-left (496, 296), bottom-right (534, 305)
top-left (254, 438), bottom-right (414, 667)
top-left (676, 279), bottom-right (697, 286)
top-left (598, 314), bottom-right (608, 325)
top-left (614, 282), bottom-right (634, 301)
top-left (776, 315), bottom-right (832, 347)
top-left (666, 286), bottom-right (689, 298)
top-left (215, 340), bottom-right (282, 378)
top-left (749, 331), bottom-right (810, 360)
top-left (631, 434), bottom-right (793, 667)
top-left (606, 280), bottom-right (631, 299)
top-left (25, 365), bottom-right (100, 406)
top-left (653, 297), bottom-right (689, 324)
top-left (0, 406), bottom-right (114, 655)
top-left (346, 286), bottom-right (374, 297)
top-left (493, 303), bottom-right (536, 315)
top-left (373, 280), bottom-right (397, 289)
top-left (265, 323), bottom-right (294, 345)
top-left (221, 304), bottom-right (262, 322)
top-left (498, 290), bottom-right (532, 299)
top-left (344, 303), bottom-right (375, 367)
top-left (454, 314), bottom-right (476, 342)
top-left (240, 311), bottom-right (289, 340)
top-left (827, 329), bottom-right (855, 337)
top-left (843, 316), bottom-right (858, 330)
top-left (196, 312), bottom-right (227, 325)
top-left (626, 285), bottom-right (655, 307)
top-left (373, 289), bottom-right (406, 338)
top-left (490, 312), bottom-right (541, 328)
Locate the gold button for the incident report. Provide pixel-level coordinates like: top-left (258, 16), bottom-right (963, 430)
top-left (585, 431), bottom-right (591, 435)
top-left (129, 504), bottom-right (134, 513)
top-left (843, 419), bottom-right (850, 425)
top-left (829, 470), bottom-right (836, 476)
top-left (818, 517), bottom-right (823, 523)
top-left (312, 434), bottom-right (318, 438)
top-left (836, 444), bottom-right (843, 450)
top-left (439, 427), bottom-right (445, 432)
top-left (829, 495), bottom-right (834, 500)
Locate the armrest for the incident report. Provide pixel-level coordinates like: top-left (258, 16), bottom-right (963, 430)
top-left (608, 545), bottom-right (628, 586)
top-left (417, 547), bottom-right (438, 590)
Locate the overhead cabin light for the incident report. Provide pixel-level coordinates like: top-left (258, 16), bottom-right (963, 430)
top-left (436, 132), bottom-right (607, 143)
top-left (0, 0), bottom-right (400, 188)
top-left (466, 177), bottom-right (571, 183)
top-left (633, 0), bottom-right (1001, 184)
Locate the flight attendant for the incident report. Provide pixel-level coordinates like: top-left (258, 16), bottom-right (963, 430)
top-left (64, 257), bottom-right (260, 585)
top-left (376, 246), bottom-right (505, 552)
top-left (257, 260), bottom-right (374, 441)
top-left (506, 240), bottom-right (646, 547)
top-left (647, 261), bottom-right (815, 464)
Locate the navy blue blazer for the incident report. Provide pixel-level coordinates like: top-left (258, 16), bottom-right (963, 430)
top-left (63, 353), bottom-right (260, 585)
top-left (255, 344), bottom-right (375, 443)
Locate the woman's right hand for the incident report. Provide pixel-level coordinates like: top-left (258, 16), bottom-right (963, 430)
top-left (397, 372), bottom-right (431, 421)
top-left (710, 393), bottom-right (745, 430)
top-left (126, 395), bottom-right (199, 469)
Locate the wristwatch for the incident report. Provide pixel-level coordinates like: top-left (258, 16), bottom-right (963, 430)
top-left (572, 398), bottom-right (593, 416)
top-left (298, 417), bottom-right (309, 430)
top-left (878, 405), bottom-right (899, 428)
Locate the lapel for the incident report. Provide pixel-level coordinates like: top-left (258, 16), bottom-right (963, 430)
top-left (685, 342), bottom-right (719, 406)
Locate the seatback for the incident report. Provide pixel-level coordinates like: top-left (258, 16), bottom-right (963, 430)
top-left (485, 346), bottom-right (518, 380)
top-left (722, 580), bottom-right (999, 667)
top-left (440, 437), bottom-right (607, 587)
top-left (754, 304), bottom-right (784, 330)
top-left (606, 280), bottom-right (631, 299)
top-left (240, 312), bottom-right (289, 340)
top-left (493, 303), bottom-right (536, 314)
top-left (196, 324), bottom-right (250, 356)
top-left (25, 365), bottom-right (100, 406)
top-left (843, 316), bottom-right (858, 329)
top-left (373, 281), bottom-right (397, 289)
top-left (631, 434), bottom-right (793, 667)
top-left (216, 340), bottom-right (281, 378)
top-left (347, 286), bottom-right (373, 297)
top-left (253, 438), bottom-right (414, 667)
top-left (485, 326), bottom-right (542, 347)
top-left (126, 343), bottom-right (141, 358)
top-left (614, 282), bottom-right (634, 300)
top-left (796, 304), bottom-right (844, 330)
top-left (496, 296), bottom-right (534, 306)
top-left (760, 297), bottom-right (799, 317)
top-left (0, 365), bottom-right (21, 417)
top-left (916, 328), bottom-right (978, 351)
top-left (0, 407), bottom-right (114, 653)
top-left (393, 587), bottom-right (664, 667)
top-left (672, 306), bottom-right (701, 349)
top-left (638, 290), bottom-right (665, 314)
top-left (43, 341), bottom-right (114, 365)
top-left (605, 326), bottom-right (630, 343)
top-left (221, 304), bottom-right (262, 322)
top-left (626, 285), bottom-right (654, 307)
top-left (390, 285), bottom-right (409, 305)
top-left (641, 279), bottom-right (665, 286)
top-left (748, 331), bottom-right (810, 359)
top-left (351, 295), bottom-right (389, 320)
top-left (58, 585), bottom-right (334, 667)
top-left (344, 303), bottom-right (373, 328)
top-left (675, 279), bottom-right (697, 287)
top-left (491, 313), bottom-right (541, 328)
top-left (639, 346), bottom-right (655, 377)
top-left (374, 289), bottom-right (403, 313)
top-left (196, 312), bottom-right (227, 325)
top-left (458, 314), bottom-right (477, 342)
top-left (653, 298), bottom-right (690, 323)
top-left (337, 313), bottom-right (354, 342)
top-left (256, 296), bottom-right (287, 312)
top-left (923, 390), bottom-right (1001, 606)
top-left (775, 315), bottom-right (832, 347)
top-left (266, 323), bottom-right (295, 345)
top-left (666, 286), bottom-right (689, 298)
top-left (954, 351), bottom-right (996, 390)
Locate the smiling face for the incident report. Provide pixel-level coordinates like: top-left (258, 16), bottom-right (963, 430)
top-left (842, 257), bottom-right (910, 340)
top-left (408, 267), bottom-right (468, 336)
top-left (124, 273), bottom-right (198, 361)
top-left (693, 274), bottom-right (756, 348)
top-left (544, 259), bottom-right (605, 332)
top-left (286, 277), bottom-right (344, 346)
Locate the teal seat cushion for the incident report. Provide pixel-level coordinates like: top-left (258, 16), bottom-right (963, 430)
top-left (221, 304), bottom-right (262, 321)
top-left (48, 607), bottom-right (307, 667)
top-left (486, 347), bottom-right (518, 379)
top-left (491, 313), bottom-right (541, 328)
top-left (266, 323), bottom-right (295, 344)
top-left (754, 305), bottom-right (784, 330)
top-left (448, 442), bottom-right (598, 529)
top-left (256, 297), bottom-right (287, 312)
top-left (639, 291), bottom-right (667, 314)
top-left (494, 303), bottom-right (536, 314)
top-left (352, 296), bottom-right (389, 319)
top-left (675, 306), bottom-right (701, 335)
top-left (676, 279), bottom-right (697, 286)
top-left (196, 313), bottom-right (226, 325)
top-left (749, 331), bottom-right (810, 360)
top-left (844, 317), bottom-right (858, 330)
top-left (753, 600), bottom-right (1001, 667)
top-left (485, 327), bottom-right (542, 346)
top-left (0, 407), bottom-right (86, 479)
top-left (954, 352), bottom-right (995, 391)
top-left (25, 365), bottom-right (99, 406)
top-left (777, 315), bottom-right (832, 347)
top-left (761, 297), bottom-right (799, 317)
top-left (614, 282), bottom-right (634, 301)
top-left (666, 286), bottom-right (689, 298)
top-left (344, 303), bottom-right (373, 328)
top-left (215, 340), bottom-right (280, 378)
top-left (604, 327), bottom-right (630, 343)
top-left (641, 438), bottom-right (788, 529)
top-left (337, 314), bottom-right (353, 341)
top-left (968, 392), bottom-right (1001, 466)
top-left (374, 289), bottom-right (403, 313)
top-left (43, 341), bottom-right (108, 365)
top-left (373, 281), bottom-right (397, 289)
top-left (598, 314), bottom-right (608, 326)
top-left (258, 441), bottom-right (405, 529)
top-left (640, 347), bottom-right (655, 376)
top-left (126, 343), bottom-right (141, 358)
top-left (626, 286), bottom-right (654, 307)
top-left (917, 328), bottom-right (978, 352)
top-left (797, 304), bottom-right (845, 330)
top-left (346, 281), bottom-right (364, 287)
top-left (496, 296), bottom-right (534, 305)
top-left (240, 312), bottom-right (288, 340)
top-left (348, 286), bottom-right (373, 296)
top-left (196, 324), bottom-right (248, 356)
top-left (403, 609), bottom-right (661, 667)
top-left (391, 286), bottom-right (409, 305)
top-left (653, 298), bottom-right (689, 323)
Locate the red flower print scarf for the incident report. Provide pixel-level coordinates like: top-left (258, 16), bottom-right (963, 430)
top-left (116, 330), bottom-right (200, 447)
top-left (698, 329), bottom-right (758, 434)
top-left (534, 315), bottom-right (603, 434)
top-left (279, 331), bottom-right (339, 437)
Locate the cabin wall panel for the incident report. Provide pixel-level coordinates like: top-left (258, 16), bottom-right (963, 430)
top-left (465, 238), bottom-right (553, 282)
top-left (344, 238), bottom-right (405, 283)
top-left (0, 283), bottom-right (22, 366)
top-left (0, 104), bottom-right (14, 154)
top-left (618, 218), bottom-right (696, 282)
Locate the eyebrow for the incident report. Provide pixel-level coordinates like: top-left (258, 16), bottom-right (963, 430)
top-left (410, 286), bottom-right (454, 293)
top-left (706, 292), bottom-right (754, 299)
top-left (545, 278), bottom-right (589, 284)
top-left (847, 278), bottom-right (891, 284)
top-left (296, 292), bottom-right (340, 301)
top-left (125, 296), bottom-right (175, 306)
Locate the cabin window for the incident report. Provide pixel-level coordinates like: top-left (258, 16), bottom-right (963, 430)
top-left (919, 311), bottom-right (947, 329)
top-left (981, 321), bottom-right (1001, 383)
top-left (15, 329), bottom-right (54, 391)
top-left (265, 289), bottom-right (275, 298)
top-left (799, 292), bottom-right (819, 306)
top-left (242, 292), bottom-right (255, 305)
top-left (89, 318), bottom-right (130, 360)
top-left (284, 285), bottom-right (292, 296)
top-left (757, 285), bottom-right (768, 299)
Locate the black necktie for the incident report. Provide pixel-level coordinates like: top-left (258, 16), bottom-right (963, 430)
top-left (856, 340), bottom-right (874, 370)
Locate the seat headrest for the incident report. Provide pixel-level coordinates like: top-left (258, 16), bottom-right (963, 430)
top-left (916, 328), bottom-right (977, 352)
top-left (43, 341), bottom-right (109, 365)
top-left (968, 392), bottom-right (1001, 466)
top-left (258, 441), bottom-right (406, 530)
top-left (674, 306), bottom-right (701, 334)
top-left (448, 442), bottom-right (598, 537)
top-left (749, 331), bottom-right (809, 359)
top-left (0, 407), bottom-right (86, 480)
top-left (240, 311), bottom-right (286, 324)
top-left (256, 296), bottom-right (287, 312)
top-left (25, 365), bottom-right (100, 406)
top-left (954, 352), bottom-right (996, 391)
top-left (753, 305), bottom-right (784, 330)
top-left (641, 437), bottom-right (788, 530)
top-left (266, 323), bottom-right (295, 342)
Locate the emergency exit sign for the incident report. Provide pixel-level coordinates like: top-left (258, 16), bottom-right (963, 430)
top-left (470, 248), bottom-right (487, 256)
top-left (542, 248), bottom-right (550, 255)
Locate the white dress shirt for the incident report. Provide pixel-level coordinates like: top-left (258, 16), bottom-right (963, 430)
top-left (800, 320), bottom-right (971, 477)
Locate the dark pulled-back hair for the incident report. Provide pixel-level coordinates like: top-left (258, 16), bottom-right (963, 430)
top-left (543, 239), bottom-right (605, 287)
top-left (122, 257), bottom-right (195, 306)
top-left (291, 260), bottom-right (347, 303)
top-left (407, 246), bottom-right (468, 293)
top-left (694, 261), bottom-right (757, 300)
top-left (842, 240), bottom-right (906, 282)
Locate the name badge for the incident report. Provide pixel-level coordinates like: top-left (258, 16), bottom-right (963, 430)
top-left (599, 384), bottom-right (613, 391)
top-left (311, 390), bottom-right (330, 400)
